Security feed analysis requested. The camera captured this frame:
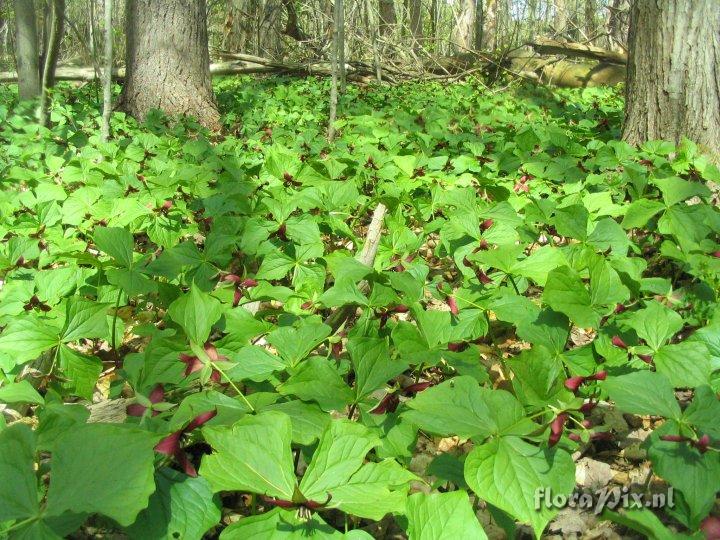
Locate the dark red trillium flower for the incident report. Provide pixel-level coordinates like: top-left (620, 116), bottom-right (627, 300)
top-left (564, 371), bottom-right (607, 393)
top-left (549, 414), bottom-right (568, 447)
top-left (446, 296), bottom-right (459, 315)
top-left (262, 493), bottom-right (332, 512)
top-left (402, 381), bottom-right (433, 396)
top-left (480, 219), bottom-right (494, 232)
top-left (223, 275), bottom-right (258, 307)
top-left (712, 251), bottom-right (720, 259)
top-left (701, 516), bottom-right (720, 540)
top-left (179, 343), bottom-right (226, 383)
top-left (661, 433), bottom-right (712, 454)
top-left (611, 336), bottom-right (628, 349)
top-left (127, 384), bottom-right (165, 417)
top-left (369, 392), bottom-right (400, 415)
top-left (155, 409), bottom-right (217, 477)
top-left (637, 354), bottom-right (653, 365)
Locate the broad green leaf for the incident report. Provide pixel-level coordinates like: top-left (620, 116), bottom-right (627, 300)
top-left (0, 380), bottom-right (44, 405)
top-left (402, 376), bottom-right (532, 439)
top-left (61, 298), bottom-right (110, 343)
top-left (300, 420), bottom-right (379, 502)
top-left (621, 199), bottom-right (665, 229)
top-left (200, 412), bottom-right (296, 500)
top-left (167, 285), bottom-right (224, 345)
top-left (46, 424), bottom-right (159, 526)
top-left (646, 426), bottom-right (720, 528)
top-left (406, 491), bottom-right (488, 540)
top-left (625, 301), bottom-right (683, 351)
top-left (464, 436), bottom-right (575, 538)
top-left (543, 266), bottom-right (599, 328)
top-left (654, 341), bottom-right (712, 388)
top-left (57, 345), bottom-right (102, 399)
top-left (262, 400), bottom-right (330, 445)
top-left (220, 508), bottom-right (371, 539)
top-left (682, 385), bottom-right (720, 438)
top-left (602, 371), bottom-right (681, 419)
top-left (603, 508), bottom-right (693, 540)
top-left (278, 357), bottom-right (353, 411)
top-left (0, 316), bottom-right (60, 365)
top-left (93, 227), bottom-right (134, 267)
top-left (266, 322), bottom-right (331, 367)
top-left (0, 424), bottom-right (38, 522)
top-left (227, 345), bottom-right (287, 382)
top-left (348, 337), bottom-right (408, 401)
top-left (126, 468), bottom-right (221, 540)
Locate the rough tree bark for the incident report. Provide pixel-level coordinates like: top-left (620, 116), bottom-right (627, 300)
top-left (101, 0), bottom-right (113, 141)
top-left (622, 0), bottom-right (720, 157)
top-left (13, 0), bottom-right (40, 100)
top-left (451, 0), bottom-right (475, 52)
top-left (607, 0), bottom-right (629, 52)
top-left (378, 0), bottom-right (396, 36)
top-left (38, 0), bottom-right (65, 125)
top-left (553, 0), bottom-right (567, 37)
top-left (408, 0), bottom-right (422, 50)
top-left (482, 0), bottom-right (497, 51)
top-left (119, 0), bottom-right (220, 129)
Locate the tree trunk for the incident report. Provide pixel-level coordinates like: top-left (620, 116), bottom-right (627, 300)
top-left (451, 0), bottom-right (474, 52)
top-left (119, 0), bottom-right (220, 129)
top-left (584, 0), bottom-right (595, 41)
top-left (38, 0), bottom-right (64, 125)
top-left (101, 0), bottom-right (113, 141)
top-left (482, 0), bottom-right (497, 50)
top-left (408, 0), bottom-right (422, 50)
top-left (13, 0), bottom-right (40, 100)
top-left (554, 0), bottom-right (567, 37)
top-left (378, 0), bottom-right (396, 36)
top-left (622, 0), bottom-right (720, 157)
top-left (607, 0), bottom-right (628, 52)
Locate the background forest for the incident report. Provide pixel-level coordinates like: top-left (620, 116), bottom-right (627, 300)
top-left (0, 1), bottom-right (719, 539)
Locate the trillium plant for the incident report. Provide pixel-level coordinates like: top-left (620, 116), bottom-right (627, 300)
top-left (0, 77), bottom-right (719, 539)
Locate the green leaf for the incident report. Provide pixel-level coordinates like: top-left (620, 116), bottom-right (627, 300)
top-left (257, 250), bottom-right (295, 280)
top-left (646, 426), bottom-right (720, 528)
top-left (0, 316), bottom-right (60, 366)
top-left (57, 345), bottom-right (102, 399)
top-left (93, 227), bottom-right (134, 267)
top-left (602, 371), bottom-right (681, 419)
top-left (682, 385), bottom-right (720, 439)
top-left (220, 508), bottom-right (369, 539)
top-left (402, 376), bottom-right (532, 439)
top-left (278, 357), bottom-right (353, 411)
top-left (167, 285), bottom-right (225, 344)
top-left (46, 424), bottom-right (159, 526)
top-left (553, 204), bottom-right (589, 241)
top-left (0, 380), bottom-right (44, 405)
top-left (603, 507), bottom-right (693, 540)
top-left (266, 322), bottom-right (331, 367)
top-left (200, 411), bottom-right (296, 499)
top-left (543, 266), bottom-right (599, 328)
top-left (262, 400), bottom-right (330, 445)
top-left (0, 424), bottom-right (38, 522)
top-left (347, 337), bottom-right (408, 401)
top-left (227, 345), bottom-right (287, 382)
top-left (625, 301), bottom-right (683, 351)
top-left (464, 436), bottom-right (575, 538)
top-left (126, 468), bottom-right (221, 540)
top-left (61, 298), bottom-right (110, 343)
top-left (299, 420), bottom-right (379, 502)
top-left (406, 491), bottom-right (488, 540)
top-left (325, 459), bottom-right (416, 520)
top-left (621, 199), bottom-right (665, 229)
top-left (654, 342), bottom-right (712, 388)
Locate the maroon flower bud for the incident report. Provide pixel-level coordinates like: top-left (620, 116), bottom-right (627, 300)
top-left (473, 239), bottom-right (489, 252)
top-left (700, 516), bottom-right (720, 540)
top-left (480, 219), bottom-right (494, 231)
top-left (223, 274), bottom-right (242, 283)
top-left (549, 414), bottom-right (567, 447)
top-left (185, 410), bottom-right (217, 432)
top-left (392, 304), bottom-right (409, 313)
top-left (331, 340), bottom-right (343, 359)
top-left (579, 401), bottom-right (597, 415)
top-left (588, 371), bottom-right (607, 381)
top-left (694, 434), bottom-right (711, 454)
top-left (568, 433), bottom-right (581, 442)
top-left (240, 278), bottom-right (258, 288)
top-left (447, 342), bottom-right (466, 352)
top-left (263, 497), bottom-right (296, 509)
top-left (711, 251), bottom-right (720, 259)
top-left (370, 392), bottom-right (400, 415)
top-left (564, 376), bottom-right (586, 393)
top-left (463, 257), bottom-right (473, 268)
top-left (611, 336), bottom-right (627, 349)
top-left (447, 296), bottom-right (459, 315)
top-left (161, 200), bottom-right (173, 210)
top-left (591, 431), bottom-right (614, 441)
top-left (403, 381), bottom-right (433, 396)
top-left (582, 419), bottom-right (593, 429)
top-left (637, 354), bottom-right (653, 364)
top-left (155, 430), bottom-right (182, 456)
top-left (660, 434), bottom-right (687, 443)
top-left (614, 303), bottom-right (627, 314)
top-left (475, 269), bottom-right (493, 285)
top-left (276, 223), bottom-right (288, 241)
top-left (283, 171), bottom-right (293, 183)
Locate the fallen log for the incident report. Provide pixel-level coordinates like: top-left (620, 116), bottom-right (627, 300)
top-left (0, 59), bottom-right (378, 84)
top-left (528, 38), bottom-right (628, 65)
top-left (510, 54), bottom-right (625, 87)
